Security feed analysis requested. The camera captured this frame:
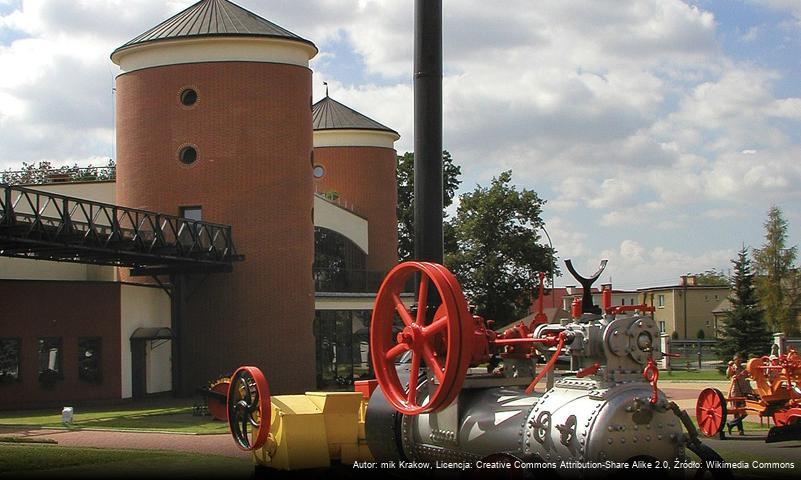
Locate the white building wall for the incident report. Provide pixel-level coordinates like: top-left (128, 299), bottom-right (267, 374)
top-left (313, 195), bottom-right (369, 253)
top-left (120, 284), bottom-right (171, 398)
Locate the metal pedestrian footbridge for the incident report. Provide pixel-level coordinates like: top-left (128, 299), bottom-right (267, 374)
top-left (0, 183), bottom-right (242, 275)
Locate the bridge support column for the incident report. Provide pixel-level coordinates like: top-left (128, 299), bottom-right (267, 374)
top-left (170, 273), bottom-right (190, 397)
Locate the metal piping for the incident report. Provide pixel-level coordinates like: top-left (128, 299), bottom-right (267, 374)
top-left (413, 0), bottom-right (443, 264)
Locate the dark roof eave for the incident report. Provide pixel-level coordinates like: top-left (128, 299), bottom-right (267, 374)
top-left (637, 285), bottom-right (731, 292)
top-left (111, 33), bottom-right (318, 61)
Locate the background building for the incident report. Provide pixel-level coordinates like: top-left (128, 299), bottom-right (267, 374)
top-left (638, 275), bottom-right (730, 339)
top-left (0, 0), bottom-right (399, 408)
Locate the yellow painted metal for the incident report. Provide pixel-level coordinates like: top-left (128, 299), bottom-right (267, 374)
top-left (253, 391), bottom-right (373, 469)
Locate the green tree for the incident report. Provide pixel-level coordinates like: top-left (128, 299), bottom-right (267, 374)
top-left (753, 206), bottom-right (800, 335)
top-left (446, 171), bottom-right (555, 325)
top-left (396, 150), bottom-right (462, 261)
top-left (692, 269), bottom-right (729, 286)
top-left (717, 247), bottom-right (772, 360)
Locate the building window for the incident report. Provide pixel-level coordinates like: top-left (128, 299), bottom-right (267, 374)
top-left (659, 321), bottom-right (666, 333)
top-left (180, 206), bottom-right (202, 221)
top-left (179, 206), bottom-right (202, 246)
top-left (0, 338), bottom-right (21, 383)
top-left (313, 165), bottom-right (325, 179)
top-left (657, 294), bottom-right (665, 308)
top-left (314, 227), bottom-right (376, 292)
top-left (180, 88), bottom-right (198, 107)
top-left (314, 310), bottom-right (373, 389)
top-left (78, 338), bottom-right (102, 384)
top-left (38, 337), bottom-right (63, 386)
top-left (179, 146), bottom-right (197, 165)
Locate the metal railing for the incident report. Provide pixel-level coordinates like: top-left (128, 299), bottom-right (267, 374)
top-left (668, 339), bottom-right (721, 370)
top-left (313, 191), bottom-right (365, 218)
top-left (1, 166), bottom-right (116, 185)
top-left (0, 183), bottom-right (239, 270)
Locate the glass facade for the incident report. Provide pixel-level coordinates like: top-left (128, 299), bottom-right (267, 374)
top-left (314, 310), bottom-right (372, 389)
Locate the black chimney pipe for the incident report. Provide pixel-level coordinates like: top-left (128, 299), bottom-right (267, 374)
top-left (413, 0), bottom-right (443, 264)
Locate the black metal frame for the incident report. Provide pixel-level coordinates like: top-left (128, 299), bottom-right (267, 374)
top-left (0, 183), bottom-right (242, 274)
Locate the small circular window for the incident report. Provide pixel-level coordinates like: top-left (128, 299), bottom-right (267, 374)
top-left (179, 146), bottom-right (197, 165)
top-left (180, 88), bottom-right (197, 106)
top-left (312, 165), bottom-right (325, 178)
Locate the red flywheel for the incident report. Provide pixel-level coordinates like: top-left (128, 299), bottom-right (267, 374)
top-left (227, 366), bottom-right (271, 451)
top-left (370, 262), bottom-right (473, 415)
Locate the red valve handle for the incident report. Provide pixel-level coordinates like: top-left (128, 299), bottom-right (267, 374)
top-left (576, 363), bottom-right (600, 378)
top-left (227, 366), bottom-right (271, 451)
top-left (370, 262), bottom-right (473, 415)
top-left (643, 358), bottom-right (659, 405)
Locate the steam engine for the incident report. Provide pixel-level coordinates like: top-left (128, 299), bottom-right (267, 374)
top-left (366, 264), bottom-right (682, 466)
top-left (226, 260), bottom-right (724, 475)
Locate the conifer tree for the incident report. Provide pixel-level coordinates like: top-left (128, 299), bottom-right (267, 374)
top-left (753, 206), bottom-right (799, 335)
top-left (717, 247), bottom-right (772, 359)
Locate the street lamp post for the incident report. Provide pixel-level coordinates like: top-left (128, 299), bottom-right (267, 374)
top-left (540, 225), bottom-right (555, 308)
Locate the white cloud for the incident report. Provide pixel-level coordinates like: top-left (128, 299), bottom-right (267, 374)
top-left (585, 240), bottom-right (735, 290)
top-left (544, 216), bottom-right (588, 260)
top-left (0, 0), bottom-right (799, 289)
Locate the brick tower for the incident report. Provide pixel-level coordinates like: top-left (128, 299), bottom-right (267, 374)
top-left (312, 95), bottom-right (400, 274)
top-left (111, 0), bottom-right (318, 394)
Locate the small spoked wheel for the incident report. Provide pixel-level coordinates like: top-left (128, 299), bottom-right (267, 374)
top-left (370, 261), bottom-right (472, 415)
top-left (227, 366), bottom-right (271, 451)
top-left (696, 388), bottom-right (727, 438)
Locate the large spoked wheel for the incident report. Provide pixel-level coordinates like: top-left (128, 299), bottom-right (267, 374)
top-left (370, 261), bottom-right (472, 415)
top-left (696, 388), bottom-right (727, 438)
top-left (227, 366), bottom-right (271, 451)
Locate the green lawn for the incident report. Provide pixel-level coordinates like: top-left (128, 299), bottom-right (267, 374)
top-left (660, 370), bottom-right (727, 381)
top-left (0, 405), bottom-right (228, 435)
top-left (0, 444), bottom-right (251, 478)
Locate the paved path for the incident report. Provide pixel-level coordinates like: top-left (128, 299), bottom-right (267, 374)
top-left (0, 426), bottom-right (249, 459)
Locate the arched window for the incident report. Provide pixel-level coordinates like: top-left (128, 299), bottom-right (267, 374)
top-left (314, 227), bottom-right (367, 292)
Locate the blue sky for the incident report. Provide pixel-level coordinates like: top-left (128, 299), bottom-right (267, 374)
top-left (1, 0), bottom-right (799, 289)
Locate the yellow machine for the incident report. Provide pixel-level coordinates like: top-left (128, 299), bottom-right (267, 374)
top-left (227, 366), bottom-right (374, 470)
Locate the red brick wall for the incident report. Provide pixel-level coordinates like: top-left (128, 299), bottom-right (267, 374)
top-left (313, 146), bottom-right (398, 273)
top-left (115, 62), bottom-right (315, 394)
top-left (0, 281), bottom-right (121, 410)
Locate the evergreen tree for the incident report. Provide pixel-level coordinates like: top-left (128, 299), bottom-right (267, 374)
top-left (717, 247), bottom-right (772, 360)
top-left (753, 206), bottom-right (799, 335)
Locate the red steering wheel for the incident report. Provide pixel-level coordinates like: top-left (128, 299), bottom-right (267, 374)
top-left (370, 262), bottom-right (472, 415)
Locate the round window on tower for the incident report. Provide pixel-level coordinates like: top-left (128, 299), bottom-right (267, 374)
top-left (312, 165), bottom-right (325, 179)
top-left (180, 88), bottom-right (198, 107)
top-left (179, 146), bottom-right (198, 165)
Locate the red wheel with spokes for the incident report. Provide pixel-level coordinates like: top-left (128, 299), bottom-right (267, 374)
top-left (696, 388), bottom-right (727, 438)
top-left (370, 262), bottom-right (472, 415)
top-left (227, 366), bottom-right (271, 451)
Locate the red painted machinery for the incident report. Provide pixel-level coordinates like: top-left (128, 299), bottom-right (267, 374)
top-left (369, 261), bottom-right (562, 416)
top-left (696, 349), bottom-right (801, 442)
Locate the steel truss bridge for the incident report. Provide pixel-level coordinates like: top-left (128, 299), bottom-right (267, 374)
top-left (0, 183), bottom-right (242, 275)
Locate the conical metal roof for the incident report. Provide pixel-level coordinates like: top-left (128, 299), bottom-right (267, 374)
top-left (112, 0), bottom-right (316, 56)
top-left (312, 96), bottom-right (398, 135)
